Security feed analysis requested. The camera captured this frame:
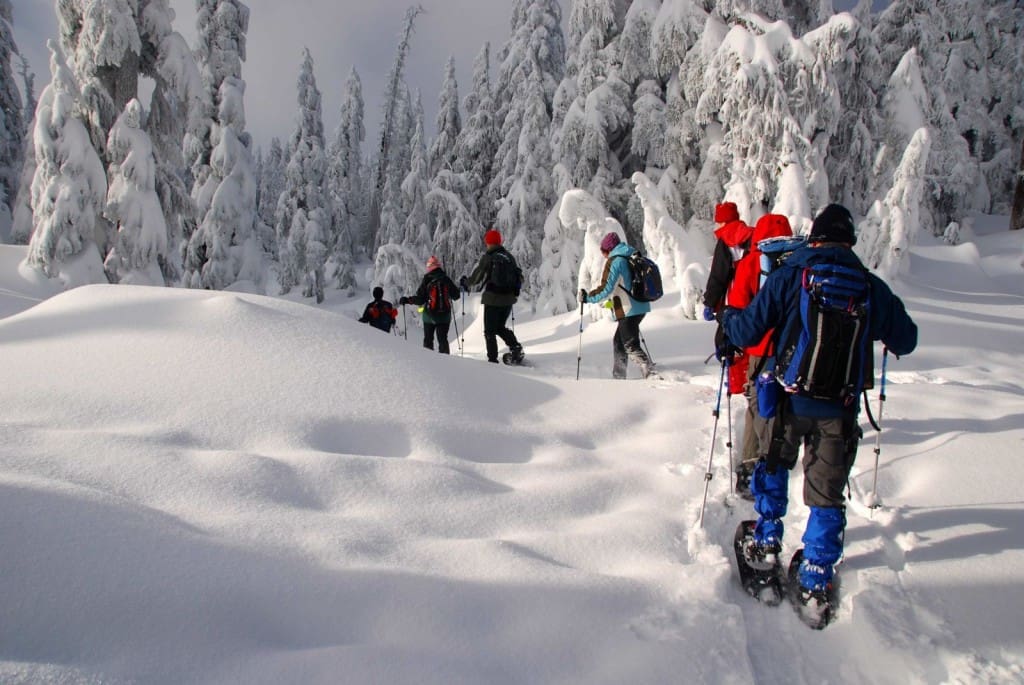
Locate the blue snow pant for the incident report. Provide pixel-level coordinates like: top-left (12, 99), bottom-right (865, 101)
top-left (751, 411), bottom-right (861, 590)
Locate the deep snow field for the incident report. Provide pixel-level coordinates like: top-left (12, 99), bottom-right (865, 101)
top-left (1, 220), bottom-right (1022, 684)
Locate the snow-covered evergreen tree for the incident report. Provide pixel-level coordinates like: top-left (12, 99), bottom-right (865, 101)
top-left (256, 136), bottom-right (285, 247)
top-left (428, 57), bottom-right (461, 178)
top-left (0, 0), bottom-right (24, 234)
top-left (368, 5), bottom-right (423, 250)
top-left (802, 11), bottom-right (882, 216)
top-left (495, 66), bottom-right (554, 300)
top-left (632, 171), bottom-right (710, 318)
top-left (276, 48), bottom-right (331, 300)
top-left (25, 41), bottom-right (108, 285)
top-left (453, 43), bottom-right (499, 227)
top-left (873, 0), bottom-right (979, 236)
top-left (558, 188), bottom-right (626, 322)
top-left (858, 127), bottom-right (932, 277)
top-left (400, 114), bottom-right (432, 263)
top-left (427, 169), bottom-right (481, 282)
top-left (552, 0), bottom-right (631, 228)
top-left (1012, 136), bottom-right (1024, 231)
top-left (326, 68), bottom-right (364, 290)
top-left (137, 0), bottom-right (203, 284)
top-left (55, 0), bottom-right (144, 261)
top-left (185, 0), bottom-right (258, 291)
top-left (491, 0), bottom-right (565, 245)
top-left (103, 98), bottom-right (168, 284)
top-left (17, 54), bottom-right (36, 133)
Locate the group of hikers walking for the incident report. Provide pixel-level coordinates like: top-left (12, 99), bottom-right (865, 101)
top-left (359, 201), bottom-right (918, 627)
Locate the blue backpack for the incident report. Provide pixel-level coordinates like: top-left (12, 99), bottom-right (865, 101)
top-left (758, 236), bottom-right (807, 287)
top-left (776, 261), bottom-right (872, 404)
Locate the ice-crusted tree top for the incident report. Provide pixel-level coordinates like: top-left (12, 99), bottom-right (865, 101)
top-left (1, 0), bottom-right (25, 207)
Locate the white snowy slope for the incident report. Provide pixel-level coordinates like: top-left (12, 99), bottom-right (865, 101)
top-left (1, 222), bottom-right (1023, 684)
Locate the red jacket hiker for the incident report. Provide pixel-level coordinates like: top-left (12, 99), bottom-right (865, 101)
top-left (730, 214), bottom-right (793, 358)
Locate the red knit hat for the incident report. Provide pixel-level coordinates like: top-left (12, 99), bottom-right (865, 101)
top-left (484, 229), bottom-right (502, 246)
top-left (426, 255), bottom-right (441, 271)
top-left (714, 202), bottom-right (739, 223)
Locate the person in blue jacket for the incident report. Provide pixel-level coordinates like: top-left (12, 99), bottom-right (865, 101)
top-left (579, 232), bottom-right (656, 379)
top-left (721, 204), bottom-right (918, 604)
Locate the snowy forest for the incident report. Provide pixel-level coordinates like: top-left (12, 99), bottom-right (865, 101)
top-left (1, 0), bottom-right (1023, 315)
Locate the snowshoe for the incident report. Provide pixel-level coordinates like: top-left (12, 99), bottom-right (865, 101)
top-left (786, 548), bottom-right (839, 630)
top-left (733, 520), bottom-right (784, 605)
top-left (502, 348), bottom-right (526, 366)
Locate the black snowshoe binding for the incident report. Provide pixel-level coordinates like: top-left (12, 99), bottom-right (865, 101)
top-left (502, 346), bottom-right (526, 366)
top-left (733, 520), bottom-right (784, 605)
top-left (735, 462), bottom-right (755, 501)
top-left (787, 548), bottom-right (839, 630)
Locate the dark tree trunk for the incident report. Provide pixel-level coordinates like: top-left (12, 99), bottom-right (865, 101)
top-left (1012, 136), bottom-right (1024, 231)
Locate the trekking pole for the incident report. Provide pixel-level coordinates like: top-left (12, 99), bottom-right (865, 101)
top-left (460, 289), bottom-right (466, 357)
top-left (868, 347), bottom-right (890, 509)
top-left (451, 298), bottom-right (463, 357)
top-left (639, 331), bottom-right (655, 365)
top-left (576, 299), bottom-right (585, 381)
top-left (402, 304), bottom-right (408, 341)
top-left (698, 358), bottom-right (728, 528)
top-left (726, 358), bottom-right (735, 495)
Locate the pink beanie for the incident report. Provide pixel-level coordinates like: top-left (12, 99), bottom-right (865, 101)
top-left (426, 256), bottom-right (441, 271)
top-left (600, 232), bottom-right (621, 253)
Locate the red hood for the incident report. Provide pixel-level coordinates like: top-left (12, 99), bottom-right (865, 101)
top-left (714, 220), bottom-right (753, 247)
top-left (752, 214), bottom-right (792, 244)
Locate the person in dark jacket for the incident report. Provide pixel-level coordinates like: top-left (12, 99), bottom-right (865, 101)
top-left (579, 232), bottom-right (655, 379)
top-left (400, 256), bottom-right (460, 354)
top-left (358, 286), bottom-right (398, 333)
top-left (461, 229), bottom-right (524, 363)
top-left (722, 204), bottom-right (917, 605)
top-left (703, 202), bottom-right (754, 420)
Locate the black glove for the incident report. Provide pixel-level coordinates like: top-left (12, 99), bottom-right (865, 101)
top-left (399, 296), bottom-right (409, 306)
top-left (716, 305), bottom-right (739, 325)
top-left (715, 340), bottom-right (742, 362)
top-left (578, 289), bottom-right (587, 303)
top-left (459, 275), bottom-right (468, 291)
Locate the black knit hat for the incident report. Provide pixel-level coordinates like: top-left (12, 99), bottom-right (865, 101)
top-left (372, 286), bottom-right (384, 299)
top-left (810, 204), bottom-right (857, 246)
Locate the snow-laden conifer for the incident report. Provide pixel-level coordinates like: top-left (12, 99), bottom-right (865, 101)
top-left (805, 11), bottom-right (882, 216)
top-left (368, 5), bottom-right (423, 249)
top-left (55, 0), bottom-right (144, 261)
top-left (428, 170), bottom-right (482, 283)
top-left (559, 188), bottom-right (625, 323)
top-left (400, 115), bottom-right (432, 264)
top-left (103, 98), bottom-right (168, 285)
top-left (429, 57), bottom-right (460, 179)
top-left (495, 67), bottom-right (553, 300)
top-left (0, 0), bottom-right (24, 234)
top-left (276, 48), bottom-right (331, 300)
top-left (257, 137), bottom-right (285, 250)
top-left (632, 171), bottom-right (710, 318)
top-left (491, 0), bottom-right (565, 253)
top-left (858, 127), bottom-right (931, 277)
top-left (873, 1), bottom-right (978, 235)
top-left (185, 0), bottom-right (257, 290)
top-left (137, 0), bottom-right (203, 284)
top-left (326, 68), bottom-right (365, 286)
top-left (453, 43), bottom-right (499, 227)
top-left (25, 41), bottom-right (108, 285)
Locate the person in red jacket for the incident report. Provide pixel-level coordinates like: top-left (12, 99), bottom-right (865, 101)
top-left (727, 213), bottom-right (793, 497)
top-left (703, 202), bottom-right (754, 452)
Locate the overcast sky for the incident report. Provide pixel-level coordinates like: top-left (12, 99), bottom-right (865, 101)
top-left (12, 1), bottom-right (870, 154)
top-left (13, 0), bottom-right (520, 153)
